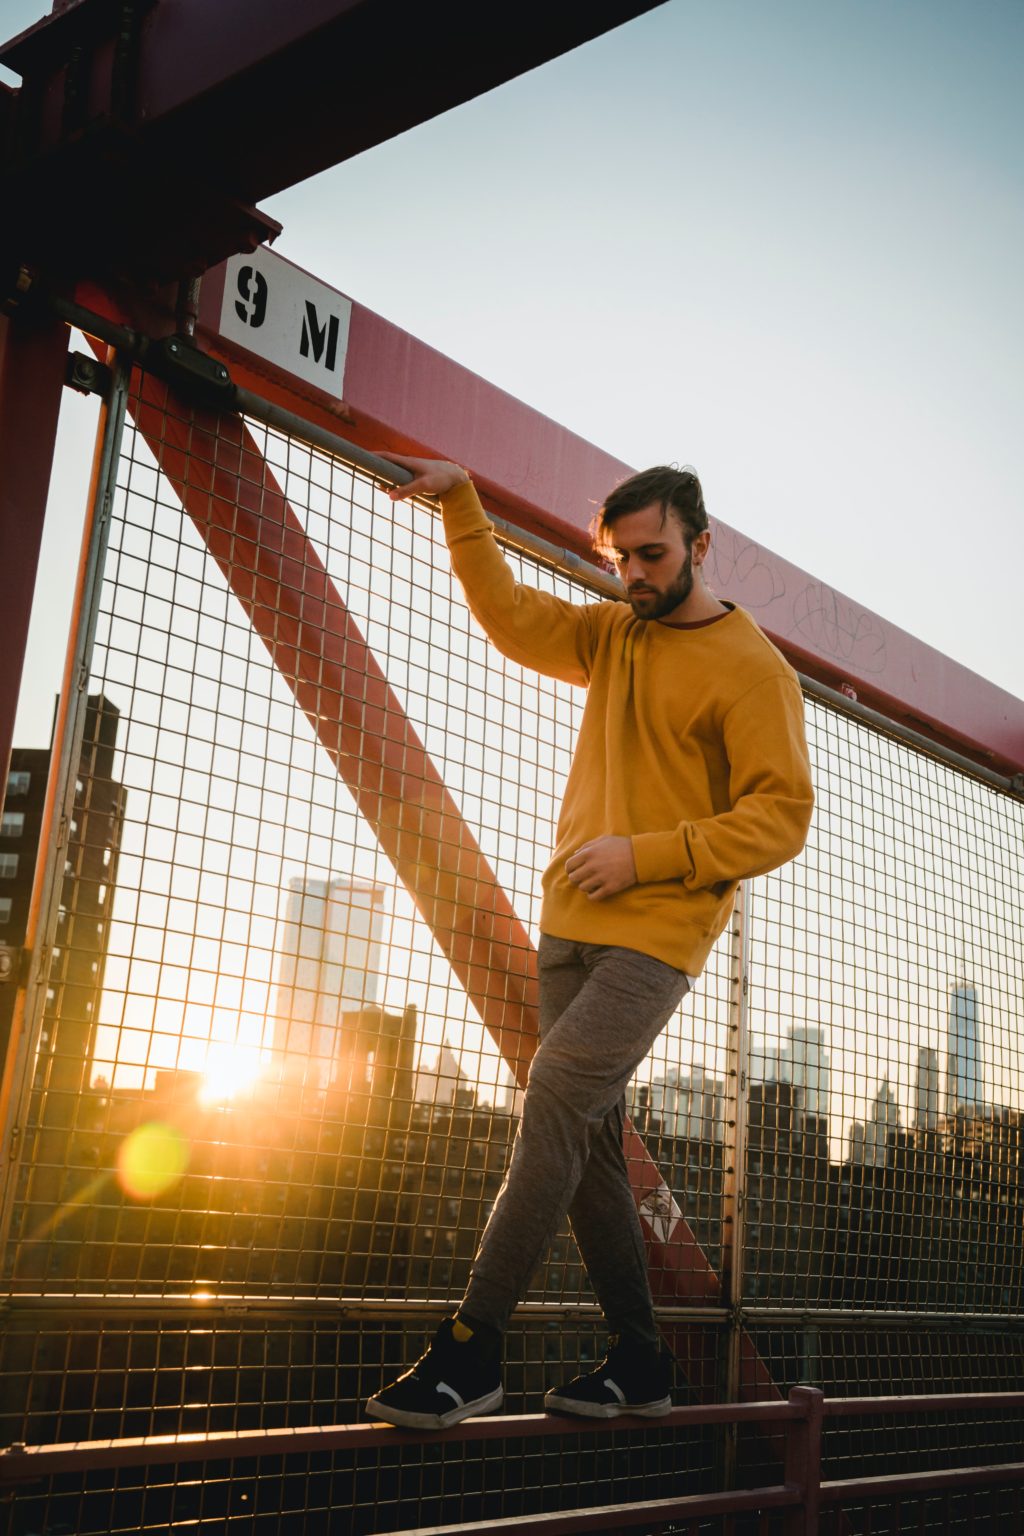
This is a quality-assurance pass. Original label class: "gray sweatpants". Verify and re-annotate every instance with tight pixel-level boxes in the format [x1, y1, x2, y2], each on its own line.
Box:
[460, 933, 691, 1347]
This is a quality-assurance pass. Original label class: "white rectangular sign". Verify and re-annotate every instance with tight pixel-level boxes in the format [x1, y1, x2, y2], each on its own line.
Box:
[218, 247, 352, 399]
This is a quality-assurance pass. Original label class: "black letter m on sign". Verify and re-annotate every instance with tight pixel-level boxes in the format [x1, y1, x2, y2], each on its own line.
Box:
[299, 302, 341, 373]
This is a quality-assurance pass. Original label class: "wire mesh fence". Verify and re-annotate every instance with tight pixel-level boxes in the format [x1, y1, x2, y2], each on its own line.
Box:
[744, 695, 1024, 1318]
[821, 1484, 1024, 1536]
[1, 368, 1022, 1533]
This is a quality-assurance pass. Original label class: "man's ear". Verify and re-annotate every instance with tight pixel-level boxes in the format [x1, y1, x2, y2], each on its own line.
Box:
[690, 529, 712, 569]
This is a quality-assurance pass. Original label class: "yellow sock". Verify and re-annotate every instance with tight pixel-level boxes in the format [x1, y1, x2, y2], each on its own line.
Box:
[452, 1319, 474, 1343]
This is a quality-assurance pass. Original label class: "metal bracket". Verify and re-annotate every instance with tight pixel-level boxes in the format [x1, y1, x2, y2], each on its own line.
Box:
[147, 336, 235, 408]
[65, 350, 111, 397]
[0, 264, 36, 318]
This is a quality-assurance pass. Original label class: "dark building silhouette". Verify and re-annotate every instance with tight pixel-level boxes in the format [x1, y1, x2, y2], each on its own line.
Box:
[41, 697, 127, 1090]
[1, 698, 126, 1081]
[12, 696, 127, 1263]
[744, 1080, 831, 1302]
[0, 746, 51, 1056]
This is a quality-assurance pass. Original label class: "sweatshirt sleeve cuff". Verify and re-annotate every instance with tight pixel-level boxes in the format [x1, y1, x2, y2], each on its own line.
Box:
[438, 478, 490, 538]
[631, 829, 693, 885]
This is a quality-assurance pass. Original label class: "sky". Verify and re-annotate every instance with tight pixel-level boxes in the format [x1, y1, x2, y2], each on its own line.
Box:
[8, 0, 1024, 749]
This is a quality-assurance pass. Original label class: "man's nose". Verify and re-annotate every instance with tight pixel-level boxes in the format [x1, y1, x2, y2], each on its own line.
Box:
[624, 556, 647, 585]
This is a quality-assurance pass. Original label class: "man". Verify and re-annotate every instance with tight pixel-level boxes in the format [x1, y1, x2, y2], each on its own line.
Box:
[365, 455, 814, 1428]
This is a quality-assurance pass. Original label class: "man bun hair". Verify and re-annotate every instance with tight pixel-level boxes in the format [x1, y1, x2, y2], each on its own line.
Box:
[593, 465, 708, 553]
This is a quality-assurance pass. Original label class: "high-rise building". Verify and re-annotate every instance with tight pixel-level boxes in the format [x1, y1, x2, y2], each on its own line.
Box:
[750, 1041, 781, 1084]
[40, 696, 128, 1103]
[269, 877, 387, 1087]
[0, 747, 50, 1052]
[4, 697, 129, 1253]
[0, 697, 127, 1104]
[848, 1077, 901, 1166]
[913, 1045, 941, 1130]
[647, 1064, 726, 1143]
[946, 983, 983, 1113]
[778, 1025, 831, 1120]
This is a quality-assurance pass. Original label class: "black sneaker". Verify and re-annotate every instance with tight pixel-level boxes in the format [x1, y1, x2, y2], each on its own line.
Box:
[365, 1318, 503, 1429]
[544, 1336, 672, 1419]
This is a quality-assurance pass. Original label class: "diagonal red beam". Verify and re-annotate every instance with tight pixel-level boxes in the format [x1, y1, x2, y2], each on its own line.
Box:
[110, 359, 777, 1405]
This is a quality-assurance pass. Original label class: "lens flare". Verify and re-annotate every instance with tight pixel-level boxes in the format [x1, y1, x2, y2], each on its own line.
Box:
[117, 1122, 189, 1200]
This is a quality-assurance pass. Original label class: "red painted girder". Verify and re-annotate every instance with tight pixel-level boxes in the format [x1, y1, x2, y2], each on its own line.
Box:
[110, 356, 776, 1405]
[0, 310, 67, 796]
[196, 256, 1024, 778]
[1, 0, 665, 282]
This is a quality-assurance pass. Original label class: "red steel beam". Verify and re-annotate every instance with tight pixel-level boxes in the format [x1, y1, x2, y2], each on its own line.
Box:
[1, 0, 665, 283]
[111, 355, 776, 1405]
[0, 309, 67, 796]
[195, 257, 1024, 779]
[2, 1, 665, 199]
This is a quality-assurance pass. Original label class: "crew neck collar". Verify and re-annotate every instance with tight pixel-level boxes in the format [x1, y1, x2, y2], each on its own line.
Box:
[657, 601, 736, 631]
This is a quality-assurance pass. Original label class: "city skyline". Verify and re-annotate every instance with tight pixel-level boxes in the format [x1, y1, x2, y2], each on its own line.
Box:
[6, 436, 1018, 1170]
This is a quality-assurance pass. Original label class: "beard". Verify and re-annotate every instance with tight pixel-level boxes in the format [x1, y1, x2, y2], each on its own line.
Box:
[627, 550, 694, 620]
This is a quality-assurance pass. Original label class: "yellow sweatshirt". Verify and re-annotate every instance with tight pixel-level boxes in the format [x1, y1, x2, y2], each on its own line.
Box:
[440, 481, 815, 975]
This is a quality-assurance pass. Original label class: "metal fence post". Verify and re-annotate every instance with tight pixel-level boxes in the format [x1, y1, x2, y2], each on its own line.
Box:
[783, 1385, 824, 1534]
[719, 879, 752, 1485]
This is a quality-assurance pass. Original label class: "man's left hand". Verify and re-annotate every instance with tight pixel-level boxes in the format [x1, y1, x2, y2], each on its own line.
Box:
[565, 836, 637, 901]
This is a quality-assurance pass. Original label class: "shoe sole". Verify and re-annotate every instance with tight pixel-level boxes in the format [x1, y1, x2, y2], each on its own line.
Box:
[543, 1392, 672, 1419]
[365, 1385, 504, 1430]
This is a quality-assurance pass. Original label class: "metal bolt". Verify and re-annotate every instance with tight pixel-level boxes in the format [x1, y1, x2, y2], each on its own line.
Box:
[0, 950, 13, 983]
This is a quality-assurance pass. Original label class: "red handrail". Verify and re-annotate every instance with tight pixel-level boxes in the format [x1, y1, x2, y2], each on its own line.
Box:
[0, 1398, 802, 1481]
[4, 1386, 1024, 1528]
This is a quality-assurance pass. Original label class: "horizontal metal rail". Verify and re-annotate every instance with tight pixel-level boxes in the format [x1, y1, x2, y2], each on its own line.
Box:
[0, 1295, 730, 1324]
[742, 1307, 1024, 1329]
[384, 1486, 801, 1536]
[793, 673, 1024, 798]
[820, 1461, 1024, 1503]
[0, 1400, 803, 1483]
[45, 289, 1024, 799]
[6, 1295, 1024, 1332]
[383, 1462, 1024, 1536]
[820, 1392, 1024, 1418]
[4, 1390, 1024, 1484]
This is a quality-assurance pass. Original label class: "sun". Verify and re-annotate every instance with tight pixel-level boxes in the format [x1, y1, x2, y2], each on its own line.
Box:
[197, 1041, 267, 1106]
